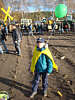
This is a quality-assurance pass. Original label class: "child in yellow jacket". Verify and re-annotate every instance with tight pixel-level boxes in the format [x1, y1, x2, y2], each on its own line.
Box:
[30, 38, 58, 98]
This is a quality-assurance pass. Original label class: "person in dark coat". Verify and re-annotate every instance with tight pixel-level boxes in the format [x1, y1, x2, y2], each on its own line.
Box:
[0, 24, 8, 53]
[11, 24, 22, 56]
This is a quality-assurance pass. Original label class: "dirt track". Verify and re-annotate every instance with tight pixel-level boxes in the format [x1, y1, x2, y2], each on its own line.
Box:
[0, 33, 75, 100]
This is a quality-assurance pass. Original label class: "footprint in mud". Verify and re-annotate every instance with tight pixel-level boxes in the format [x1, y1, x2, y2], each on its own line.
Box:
[0, 58, 4, 62]
[0, 57, 7, 63]
[9, 70, 16, 79]
[9, 59, 19, 80]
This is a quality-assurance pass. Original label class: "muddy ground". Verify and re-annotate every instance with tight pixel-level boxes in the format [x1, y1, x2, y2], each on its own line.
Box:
[0, 33, 75, 100]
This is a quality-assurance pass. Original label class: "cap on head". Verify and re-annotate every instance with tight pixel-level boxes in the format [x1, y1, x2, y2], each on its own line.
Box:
[37, 38, 45, 43]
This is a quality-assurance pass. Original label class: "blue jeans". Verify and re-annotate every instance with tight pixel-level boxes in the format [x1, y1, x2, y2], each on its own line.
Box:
[32, 72, 48, 92]
[0, 46, 3, 54]
[14, 41, 21, 55]
[1, 40, 8, 52]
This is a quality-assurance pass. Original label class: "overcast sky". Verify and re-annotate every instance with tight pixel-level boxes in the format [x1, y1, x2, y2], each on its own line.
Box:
[3, 0, 75, 12]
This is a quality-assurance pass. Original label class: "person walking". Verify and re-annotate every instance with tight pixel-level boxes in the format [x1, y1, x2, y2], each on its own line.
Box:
[11, 24, 22, 56]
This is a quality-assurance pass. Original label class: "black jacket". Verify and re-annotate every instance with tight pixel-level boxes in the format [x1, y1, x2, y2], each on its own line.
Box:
[0, 29, 7, 41]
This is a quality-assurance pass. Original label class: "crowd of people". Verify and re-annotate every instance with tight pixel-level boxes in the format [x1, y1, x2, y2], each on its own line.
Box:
[20, 20, 75, 35]
[0, 19, 75, 55]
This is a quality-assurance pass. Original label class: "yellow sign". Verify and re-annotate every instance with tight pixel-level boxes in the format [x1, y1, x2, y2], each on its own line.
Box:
[1, 6, 13, 23]
[49, 20, 53, 24]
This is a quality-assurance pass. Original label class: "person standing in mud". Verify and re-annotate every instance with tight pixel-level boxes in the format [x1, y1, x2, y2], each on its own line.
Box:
[0, 24, 8, 54]
[0, 25, 3, 54]
[30, 38, 58, 98]
[10, 24, 22, 56]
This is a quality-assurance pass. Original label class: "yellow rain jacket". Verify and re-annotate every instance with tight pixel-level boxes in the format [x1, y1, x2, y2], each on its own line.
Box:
[30, 46, 58, 72]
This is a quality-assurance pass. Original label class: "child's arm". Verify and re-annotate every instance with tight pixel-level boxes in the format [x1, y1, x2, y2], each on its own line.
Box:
[46, 56, 53, 74]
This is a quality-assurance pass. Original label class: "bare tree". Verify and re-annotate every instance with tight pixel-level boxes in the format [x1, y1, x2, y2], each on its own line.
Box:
[2, 0, 75, 12]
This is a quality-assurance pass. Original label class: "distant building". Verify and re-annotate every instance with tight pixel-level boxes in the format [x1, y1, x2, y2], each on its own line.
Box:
[21, 18, 32, 26]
